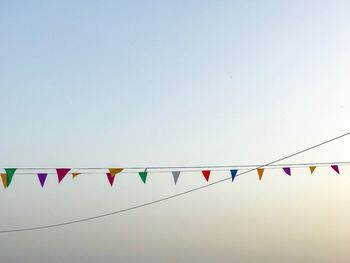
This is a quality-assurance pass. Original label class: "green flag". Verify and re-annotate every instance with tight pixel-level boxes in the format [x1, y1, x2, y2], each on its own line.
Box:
[138, 172, 148, 184]
[5, 168, 16, 187]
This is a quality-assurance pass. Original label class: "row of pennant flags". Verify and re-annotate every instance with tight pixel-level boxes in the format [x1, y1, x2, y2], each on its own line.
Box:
[0, 164, 343, 189]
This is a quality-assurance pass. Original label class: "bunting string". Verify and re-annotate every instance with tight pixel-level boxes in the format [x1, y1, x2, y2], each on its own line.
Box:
[0, 131, 349, 233]
[5, 161, 350, 175]
[0, 162, 348, 187]
[6, 161, 350, 172]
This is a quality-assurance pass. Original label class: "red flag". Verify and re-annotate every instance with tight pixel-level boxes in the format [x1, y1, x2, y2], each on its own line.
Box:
[202, 170, 211, 182]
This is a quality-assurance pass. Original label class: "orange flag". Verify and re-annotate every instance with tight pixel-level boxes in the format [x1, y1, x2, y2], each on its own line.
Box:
[309, 166, 316, 174]
[72, 173, 81, 179]
[108, 168, 124, 177]
[257, 168, 264, 180]
[1, 173, 7, 189]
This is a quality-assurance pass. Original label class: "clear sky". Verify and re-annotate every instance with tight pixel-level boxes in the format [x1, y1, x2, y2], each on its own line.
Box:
[1, 1, 350, 262]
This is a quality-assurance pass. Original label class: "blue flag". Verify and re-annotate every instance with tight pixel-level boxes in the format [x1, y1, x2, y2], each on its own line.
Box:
[230, 169, 238, 182]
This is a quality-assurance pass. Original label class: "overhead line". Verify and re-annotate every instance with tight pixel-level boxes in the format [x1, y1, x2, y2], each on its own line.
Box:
[1, 131, 349, 233]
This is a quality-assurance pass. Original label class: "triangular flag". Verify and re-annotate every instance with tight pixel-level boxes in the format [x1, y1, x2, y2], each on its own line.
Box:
[37, 173, 48, 188]
[309, 166, 316, 174]
[5, 168, 16, 187]
[257, 168, 264, 180]
[106, 173, 115, 186]
[139, 172, 148, 184]
[1, 173, 7, 189]
[108, 168, 124, 177]
[283, 167, 291, 176]
[72, 173, 81, 179]
[202, 170, 211, 182]
[172, 171, 180, 185]
[56, 168, 71, 183]
[331, 165, 340, 174]
[230, 169, 238, 182]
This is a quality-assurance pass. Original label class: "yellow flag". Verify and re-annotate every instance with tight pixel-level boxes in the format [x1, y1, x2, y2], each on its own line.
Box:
[309, 166, 316, 174]
[1, 173, 7, 189]
[257, 168, 264, 180]
[72, 173, 81, 179]
[108, 168, 124, 177]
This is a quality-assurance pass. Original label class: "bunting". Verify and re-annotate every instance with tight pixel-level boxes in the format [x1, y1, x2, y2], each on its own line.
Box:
[172, 171, 180, 185]
[331, 165, 340, 174]
[309, 166, 316, 174]
[283, 167, 291, 176]
[5, 168, 16, 187]
[106, 173, 115, 186]
[257, 168, 264, 180]
[108, 168, 124, 177]
[72, 173, 81, 179]
[230, 169, 238, 182]
[56, 168, 71, 183]
[1, 173, 7, 189]
[0, 162, 347, 189]
[37, 173, 48, 188]
[139, 171, 148, 184]
[202, 170, 211, 182]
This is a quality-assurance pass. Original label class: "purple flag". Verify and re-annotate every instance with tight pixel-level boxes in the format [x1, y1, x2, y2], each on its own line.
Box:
[283, 167, 291, 176]
[37, 173, 48, 188]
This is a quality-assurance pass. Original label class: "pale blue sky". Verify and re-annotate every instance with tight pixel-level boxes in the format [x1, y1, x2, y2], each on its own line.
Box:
[1, 1, 350, 262]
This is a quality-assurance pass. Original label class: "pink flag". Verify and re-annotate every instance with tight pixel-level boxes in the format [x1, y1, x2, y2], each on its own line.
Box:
[106, 173, 115, 186]
[56, 168, 71, 183]
[331, 165, 340, 174]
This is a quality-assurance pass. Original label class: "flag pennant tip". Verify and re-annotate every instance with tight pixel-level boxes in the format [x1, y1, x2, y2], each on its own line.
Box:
[108, 168, 124, 177]
[5, 168, 16, 187]
[37, 173, 48, 188]
[172, 171, 180, 185]
[56, 168, 71, 183]
[230, 169, 238, 182]
[257, 168, 264, 181]
[139, 172, 148, 184]
[283, 167, 291, 176]
[202, 170, 211, 182]
[72, 173, 81, 179]
[331, 165, 340, 174]
[1, 174, 7, 189]
[106, 173, 115, 186]
[309, 166, 316, 174]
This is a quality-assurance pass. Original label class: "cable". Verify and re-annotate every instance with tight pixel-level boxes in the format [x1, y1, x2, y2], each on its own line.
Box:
[11, 161, 350, 175]
[0, 131, 349, 233]
[8, 161, 350, 171]
[7, 161, 350, 176]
